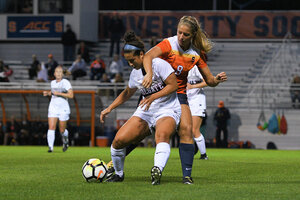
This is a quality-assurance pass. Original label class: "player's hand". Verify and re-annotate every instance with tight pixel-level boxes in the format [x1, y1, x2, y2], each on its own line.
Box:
[215, 72, 227, 83]
[142, 73, 152, 88]
[139, 96, 154, 111]
[186, 83, 192, 90]
[100, 108, 111, 123]
[43, 91, 50, 96]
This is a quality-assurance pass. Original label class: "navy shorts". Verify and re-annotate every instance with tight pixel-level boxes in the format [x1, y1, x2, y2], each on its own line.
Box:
[177, 93, 189, 105]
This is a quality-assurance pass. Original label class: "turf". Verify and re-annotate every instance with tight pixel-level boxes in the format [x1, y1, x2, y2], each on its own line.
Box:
[0, 146, 300, 200]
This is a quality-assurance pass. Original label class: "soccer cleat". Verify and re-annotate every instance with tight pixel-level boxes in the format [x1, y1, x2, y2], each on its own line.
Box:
[106, 161, 115, 179]
[62, 136, 69, 152]
[182, 176, 194, 184]
[200, 153, 208, 160]
[105, 174, 124, 182]
[151, 166, 162, 185]
[62, 143, 69, 152]
[48, 148, 53, 153]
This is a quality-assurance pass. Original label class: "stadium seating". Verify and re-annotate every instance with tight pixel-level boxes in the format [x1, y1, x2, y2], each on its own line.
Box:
[1, 38, 300, 149]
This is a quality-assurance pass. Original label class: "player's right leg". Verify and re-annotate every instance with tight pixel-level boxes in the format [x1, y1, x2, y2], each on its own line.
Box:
[106, 129, 151, 179]
[106, 116, 149, 182]
[47, 117, 58, 152]
[151, 116, 176, 185]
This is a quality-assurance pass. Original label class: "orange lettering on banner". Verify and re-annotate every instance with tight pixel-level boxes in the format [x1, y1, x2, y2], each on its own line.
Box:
[8, 21, 17, 32]
[34, 21, 42, 30]
[55, 21, 63, 32]
[24, 21, 51, 30]
[24, 21, 34, 30]
[42, 21, 51, 30]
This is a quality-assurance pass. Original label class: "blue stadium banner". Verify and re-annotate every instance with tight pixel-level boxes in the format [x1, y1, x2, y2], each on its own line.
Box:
[7, 16, 64, 38]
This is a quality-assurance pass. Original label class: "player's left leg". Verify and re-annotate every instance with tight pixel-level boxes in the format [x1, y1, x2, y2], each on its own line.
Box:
[178, 104, 195, 184]
[106, 128, 151, 179]
[192, 116, 208, 160]
[58, 114, 69, 152]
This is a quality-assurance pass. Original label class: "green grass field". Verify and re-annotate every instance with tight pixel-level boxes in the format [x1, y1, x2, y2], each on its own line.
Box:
[0, 146, 300, 200]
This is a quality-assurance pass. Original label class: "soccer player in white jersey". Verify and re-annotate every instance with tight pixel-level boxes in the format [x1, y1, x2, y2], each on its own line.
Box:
[100, 31, 181, 185]
[43, 65, 73, 152]
[187, 65, 208, 160]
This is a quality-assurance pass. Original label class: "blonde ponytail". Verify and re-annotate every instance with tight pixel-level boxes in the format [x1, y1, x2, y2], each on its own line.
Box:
[178, 16, 213, 53]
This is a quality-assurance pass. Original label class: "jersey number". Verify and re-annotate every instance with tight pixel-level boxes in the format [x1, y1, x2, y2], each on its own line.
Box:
[175, 65, 183, 75]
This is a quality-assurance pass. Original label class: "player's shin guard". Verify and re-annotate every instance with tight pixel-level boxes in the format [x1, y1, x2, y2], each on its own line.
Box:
[194, 134, 206, 155]
[154, 142, 170, 172]
[62, 129, 69, 144]
[179, 143, 194, 177]
[47, 130, 55, 150]
[110, 146, 126, 177]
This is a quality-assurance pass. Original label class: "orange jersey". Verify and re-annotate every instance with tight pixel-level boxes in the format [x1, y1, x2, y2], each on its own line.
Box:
[157, 36, 207, 94]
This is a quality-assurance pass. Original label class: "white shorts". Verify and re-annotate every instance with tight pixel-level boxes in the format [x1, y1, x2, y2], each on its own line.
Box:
[48, 112, 70, 121]
[188, 94, 206, 117]
[132, 106, 181, 134]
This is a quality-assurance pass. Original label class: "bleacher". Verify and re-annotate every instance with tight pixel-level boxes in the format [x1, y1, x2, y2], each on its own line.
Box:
[1, 38, 300, 149]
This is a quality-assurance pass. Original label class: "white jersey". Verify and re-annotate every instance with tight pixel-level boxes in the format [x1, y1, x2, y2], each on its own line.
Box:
[129, 58, 179, 111]
[128, 58, 181, 128]
[48, 78, 72, 115]
[187, 66, 206, 117]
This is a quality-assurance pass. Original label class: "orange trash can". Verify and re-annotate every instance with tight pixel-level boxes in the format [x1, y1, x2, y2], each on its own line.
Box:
[96, 136, 109, 147]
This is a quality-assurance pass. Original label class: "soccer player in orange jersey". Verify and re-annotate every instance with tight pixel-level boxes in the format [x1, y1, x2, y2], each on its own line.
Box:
[142, 16, 227, 184]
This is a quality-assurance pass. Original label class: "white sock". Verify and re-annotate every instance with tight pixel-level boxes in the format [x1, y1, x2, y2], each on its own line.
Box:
[194, 134, 206, 155]
[154, 142, 170, 172]
[62, 129, 69, 144]
[111, 146, 126, 177]
[62, 129, 68, 137]
[47, 130, 55, 150]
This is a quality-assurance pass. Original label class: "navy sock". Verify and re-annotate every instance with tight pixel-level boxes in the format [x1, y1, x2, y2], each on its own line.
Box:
[179, 143, 195, 178]
[125, 143, 139, 156]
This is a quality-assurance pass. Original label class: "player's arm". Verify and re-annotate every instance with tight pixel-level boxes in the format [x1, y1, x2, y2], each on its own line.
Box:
[199, 66, 227, 87]
[52, 89, 74, 99]
[187, 80, 207, 90]
[100, 86, 137, 123]
[142, 46, 163, 88]
[43, 90, 51, 96]
[139, 72, 178, 111]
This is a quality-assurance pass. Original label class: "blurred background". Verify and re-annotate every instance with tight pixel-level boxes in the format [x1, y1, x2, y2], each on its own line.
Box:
[0, 0, 299, 149]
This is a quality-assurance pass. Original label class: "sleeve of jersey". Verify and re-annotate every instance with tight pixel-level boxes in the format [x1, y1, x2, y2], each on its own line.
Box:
[196, 57, 208, 69]
[128, 70, 137, 89]
[156, 39, 171, 58]
[156, 60, 175, 81]
[65, 80, 72, 90]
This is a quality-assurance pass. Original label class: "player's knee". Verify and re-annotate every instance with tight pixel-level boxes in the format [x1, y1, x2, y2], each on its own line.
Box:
[156, 132, 171, 143]
[179, 124, 192, 137]
[112, 137, 126, 149]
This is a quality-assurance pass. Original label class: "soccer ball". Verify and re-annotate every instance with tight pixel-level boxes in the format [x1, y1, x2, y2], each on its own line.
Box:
[82, 158, 107, 182]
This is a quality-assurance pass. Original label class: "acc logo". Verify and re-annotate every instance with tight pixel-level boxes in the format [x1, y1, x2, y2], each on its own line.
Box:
[24, 21, 51, 31]
[8, 20, 63, 33]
